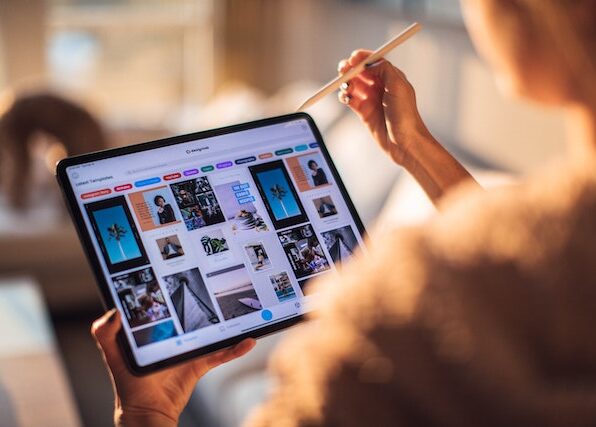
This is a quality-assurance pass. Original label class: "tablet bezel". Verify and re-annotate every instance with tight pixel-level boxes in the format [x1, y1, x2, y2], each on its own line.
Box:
[56, 112, 366, 375]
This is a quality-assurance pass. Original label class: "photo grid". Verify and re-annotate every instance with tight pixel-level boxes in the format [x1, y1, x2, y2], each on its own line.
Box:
[84, 146, 363, 352]
[170, 177, 225, 231]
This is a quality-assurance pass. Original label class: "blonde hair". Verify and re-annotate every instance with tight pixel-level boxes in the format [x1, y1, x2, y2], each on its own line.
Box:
[483, 0, 596, 102]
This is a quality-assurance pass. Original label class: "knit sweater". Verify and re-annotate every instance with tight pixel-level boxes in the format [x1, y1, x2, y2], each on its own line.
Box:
[247, 159, 596, 427]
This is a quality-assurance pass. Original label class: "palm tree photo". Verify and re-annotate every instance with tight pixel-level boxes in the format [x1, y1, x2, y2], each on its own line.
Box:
[107, 223, 128, 261]
[270, 184, 289, 218]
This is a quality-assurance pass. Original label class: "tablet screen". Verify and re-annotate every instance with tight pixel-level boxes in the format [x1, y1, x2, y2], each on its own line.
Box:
[62, 116, 364, 368]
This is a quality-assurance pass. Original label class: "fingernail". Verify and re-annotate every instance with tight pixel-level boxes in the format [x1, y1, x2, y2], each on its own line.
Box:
[107, 308, 118, 322]
[340, 82, 350, 91]
[365, 59, 384, 68]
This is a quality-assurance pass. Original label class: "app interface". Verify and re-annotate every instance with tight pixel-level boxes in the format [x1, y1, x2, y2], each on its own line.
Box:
[67, 118, 364, 366]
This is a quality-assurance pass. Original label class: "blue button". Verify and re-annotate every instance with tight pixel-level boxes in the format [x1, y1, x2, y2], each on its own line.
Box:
[134, 177, 161, 187]
[261, 309, 273, 321]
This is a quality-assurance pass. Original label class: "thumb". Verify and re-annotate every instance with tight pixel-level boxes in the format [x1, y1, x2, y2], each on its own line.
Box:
[91, 309, 128, 376]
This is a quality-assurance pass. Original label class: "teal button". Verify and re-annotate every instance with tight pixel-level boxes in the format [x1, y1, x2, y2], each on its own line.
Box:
[275, 148, 293, 156]
[294, 144, 308, 152]
[201, 165, 214, 172]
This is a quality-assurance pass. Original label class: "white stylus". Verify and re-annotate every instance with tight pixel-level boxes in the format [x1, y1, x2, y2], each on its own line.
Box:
[296, 22, 422, 111]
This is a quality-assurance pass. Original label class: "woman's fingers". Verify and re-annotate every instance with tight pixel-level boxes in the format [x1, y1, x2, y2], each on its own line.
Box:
[183, 338, 257, 380]
[91, 309, 128, 376]
[207, 338, 256, 368]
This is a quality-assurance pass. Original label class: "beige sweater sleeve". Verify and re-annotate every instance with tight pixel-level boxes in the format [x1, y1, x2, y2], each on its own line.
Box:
[245, 166, 596, 427]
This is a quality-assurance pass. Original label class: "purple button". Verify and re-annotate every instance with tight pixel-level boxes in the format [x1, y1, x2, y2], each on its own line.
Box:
[183, 168, 199, 176]
[216, 161, 233, 169]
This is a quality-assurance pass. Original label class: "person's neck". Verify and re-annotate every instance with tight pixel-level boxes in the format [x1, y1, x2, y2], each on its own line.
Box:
[567, 103, 596, 165]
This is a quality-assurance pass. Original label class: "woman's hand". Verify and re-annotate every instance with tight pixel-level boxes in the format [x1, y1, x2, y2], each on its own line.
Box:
[92, 309, 256, 427]
[337, 50, 479, 204]
[337, 49, 432, 166]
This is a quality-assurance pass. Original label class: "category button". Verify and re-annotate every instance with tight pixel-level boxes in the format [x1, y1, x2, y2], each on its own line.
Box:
[275, 148, 293, 156]
[114, 184, 132, 192]
[164, 173, 181, 181]
[258, 152, 273, 159]
[294, 144, 308, 152]
[235, 156, 256, 165]
[81, 188, 111, 199]
[201, 165, 214, 172]
[183, 168, 199, 176]
[216, 161, 233, 169]
[134, 177, 161, 187]
[309, 142, 319, 148]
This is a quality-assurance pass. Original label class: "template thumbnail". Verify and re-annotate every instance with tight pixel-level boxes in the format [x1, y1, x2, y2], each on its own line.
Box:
[128, 186, 180, 231]
[207, 265, 262, 320]
[286, 151, 331, 192]
[85, 196, 149, 274]
[249, 160, 308, 229]
[112, 267, 171, 329]
[269, 272, 296, 302]
[132, 320, 177, 347]
[321, 225, 359, 266]
[163, 268, 220, 333]
[214, 180, 269, 235]
[170, 177, 225, 231]
[277, 224, 330, 279]
[199, 229, 229, 256]
[156, 235, 184, 260]
[312, 195, 338, 218]
[244, 242, 271, 272]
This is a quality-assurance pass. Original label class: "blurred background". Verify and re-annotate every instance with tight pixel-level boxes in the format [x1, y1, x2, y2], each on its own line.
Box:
[0, 1, 567, 426]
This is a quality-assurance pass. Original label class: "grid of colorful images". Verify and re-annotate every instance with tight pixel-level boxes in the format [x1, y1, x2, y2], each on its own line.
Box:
[170, 177, 225, 231]
[277, 224, 330, 279]
[84, 146, 364, 351]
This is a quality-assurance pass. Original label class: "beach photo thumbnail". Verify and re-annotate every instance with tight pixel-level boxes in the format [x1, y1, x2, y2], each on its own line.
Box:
[207, 265, 262, 320]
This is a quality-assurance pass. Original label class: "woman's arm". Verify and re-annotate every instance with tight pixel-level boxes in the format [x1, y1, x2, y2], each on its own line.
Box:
[338, 50, 480, 206]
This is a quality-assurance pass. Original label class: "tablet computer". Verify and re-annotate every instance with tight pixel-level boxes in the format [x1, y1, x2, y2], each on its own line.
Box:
[56, 112, 365, 374]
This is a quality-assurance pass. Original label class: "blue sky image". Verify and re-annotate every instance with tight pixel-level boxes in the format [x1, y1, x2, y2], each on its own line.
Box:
[256, 169, 301, 220]
[93, 206, 142, 264]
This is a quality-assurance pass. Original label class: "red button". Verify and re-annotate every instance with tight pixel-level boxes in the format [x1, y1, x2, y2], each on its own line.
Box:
[81, 189, 112, 199]
[114, 184, 133, 192]
[164, 173, 182, 181]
